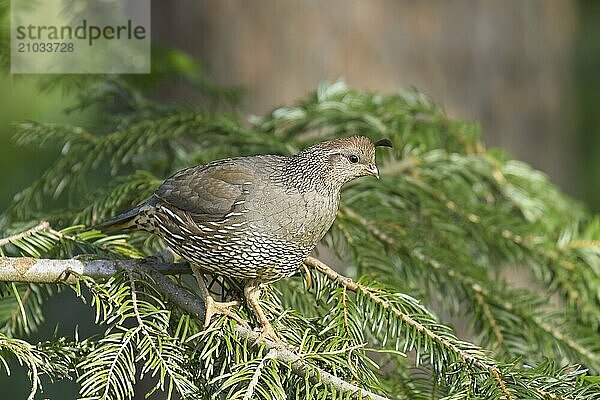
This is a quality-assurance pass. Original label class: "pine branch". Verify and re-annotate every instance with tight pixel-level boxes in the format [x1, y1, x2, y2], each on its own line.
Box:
[0, 223, 145, 338]
[339, 206, 600, 370]
[127, 274, 196, 398]
[3, 80, 599, 398]
[0, 257, 190, 284]
[303, 255, 599, 398]
[1, 222, 142, 260]
[0, 256, 392, 400]
[304, 257, 494, 373]
[0, 334, 74, 400]
[0, 221, 50, 248]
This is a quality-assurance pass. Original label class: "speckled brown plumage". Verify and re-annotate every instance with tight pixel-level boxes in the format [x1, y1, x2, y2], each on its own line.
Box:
[101, 136, 391, 338]
[102, 136, 391, 283]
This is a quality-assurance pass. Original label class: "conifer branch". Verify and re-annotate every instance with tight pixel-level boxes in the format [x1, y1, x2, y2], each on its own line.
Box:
[0, 256, 391, 400]
[474, 291, 504, 349]
[303, 256, 516, 394]
[340, 206, 600, 369]
[565, 240, 600, 249]
[2, 79, 598, 399]
[0, 221, 50, 247]
[143, 266, 393, 400]
[304, 257, 492, 368]
[0, 256, 190, 284]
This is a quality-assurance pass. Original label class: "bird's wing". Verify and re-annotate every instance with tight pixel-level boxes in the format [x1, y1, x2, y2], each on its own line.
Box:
[153, 159, 254, 222]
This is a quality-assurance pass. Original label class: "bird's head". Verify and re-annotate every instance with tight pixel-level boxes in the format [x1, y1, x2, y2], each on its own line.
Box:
[298, 136, 392, 189]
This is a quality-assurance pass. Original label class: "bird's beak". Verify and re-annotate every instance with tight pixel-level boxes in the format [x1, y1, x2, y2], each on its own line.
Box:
[367, 164, 380, 179]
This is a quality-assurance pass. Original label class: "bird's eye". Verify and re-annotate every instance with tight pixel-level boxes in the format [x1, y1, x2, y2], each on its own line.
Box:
[348, 155, 359, 164]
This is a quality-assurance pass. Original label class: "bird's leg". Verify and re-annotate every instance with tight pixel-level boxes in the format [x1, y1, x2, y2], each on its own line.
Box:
[191, 266, 244, 328]
[244, 280, 280, 342]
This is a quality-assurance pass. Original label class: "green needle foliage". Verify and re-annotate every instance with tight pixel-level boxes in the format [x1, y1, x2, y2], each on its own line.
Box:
[0, 61, 599, 399]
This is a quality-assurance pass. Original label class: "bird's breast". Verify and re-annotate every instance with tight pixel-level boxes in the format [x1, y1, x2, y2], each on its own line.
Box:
[244, 184, 338, 248]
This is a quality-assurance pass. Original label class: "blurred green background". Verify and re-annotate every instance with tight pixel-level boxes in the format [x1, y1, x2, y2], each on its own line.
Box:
[0, 0, 599, 398]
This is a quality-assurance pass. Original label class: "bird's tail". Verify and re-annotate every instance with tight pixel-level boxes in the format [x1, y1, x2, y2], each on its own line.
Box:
[95, 204, 144, 233]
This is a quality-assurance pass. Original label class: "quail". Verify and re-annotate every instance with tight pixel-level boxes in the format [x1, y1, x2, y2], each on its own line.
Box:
[100, 136, 392, 339]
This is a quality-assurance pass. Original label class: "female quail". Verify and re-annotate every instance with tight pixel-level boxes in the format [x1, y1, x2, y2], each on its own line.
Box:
[101, 136, 392, 339]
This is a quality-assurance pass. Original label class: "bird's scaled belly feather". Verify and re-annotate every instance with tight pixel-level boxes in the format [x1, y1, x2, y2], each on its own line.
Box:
[148, 206, 305, 281]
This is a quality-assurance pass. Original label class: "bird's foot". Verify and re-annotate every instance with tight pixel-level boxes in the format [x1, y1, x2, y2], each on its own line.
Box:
[256, 319, 281, 343]
[204, 296, 246, 328]
[191, 266, 247, 329]
[244, 281, 286, 344]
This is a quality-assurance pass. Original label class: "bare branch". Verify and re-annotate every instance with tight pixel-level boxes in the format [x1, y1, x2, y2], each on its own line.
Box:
[0, 256, 191, 284]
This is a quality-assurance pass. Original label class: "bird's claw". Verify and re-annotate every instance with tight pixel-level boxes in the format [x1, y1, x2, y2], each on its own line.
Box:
[257, 323, 281, 343]
[203, 296, 246, 328]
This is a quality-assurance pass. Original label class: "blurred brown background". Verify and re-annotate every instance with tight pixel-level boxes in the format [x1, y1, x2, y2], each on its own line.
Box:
[153, 0, 584, 196]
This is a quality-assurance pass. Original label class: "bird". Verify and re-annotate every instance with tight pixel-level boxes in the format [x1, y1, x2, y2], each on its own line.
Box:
[99, 136, 392, 340]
